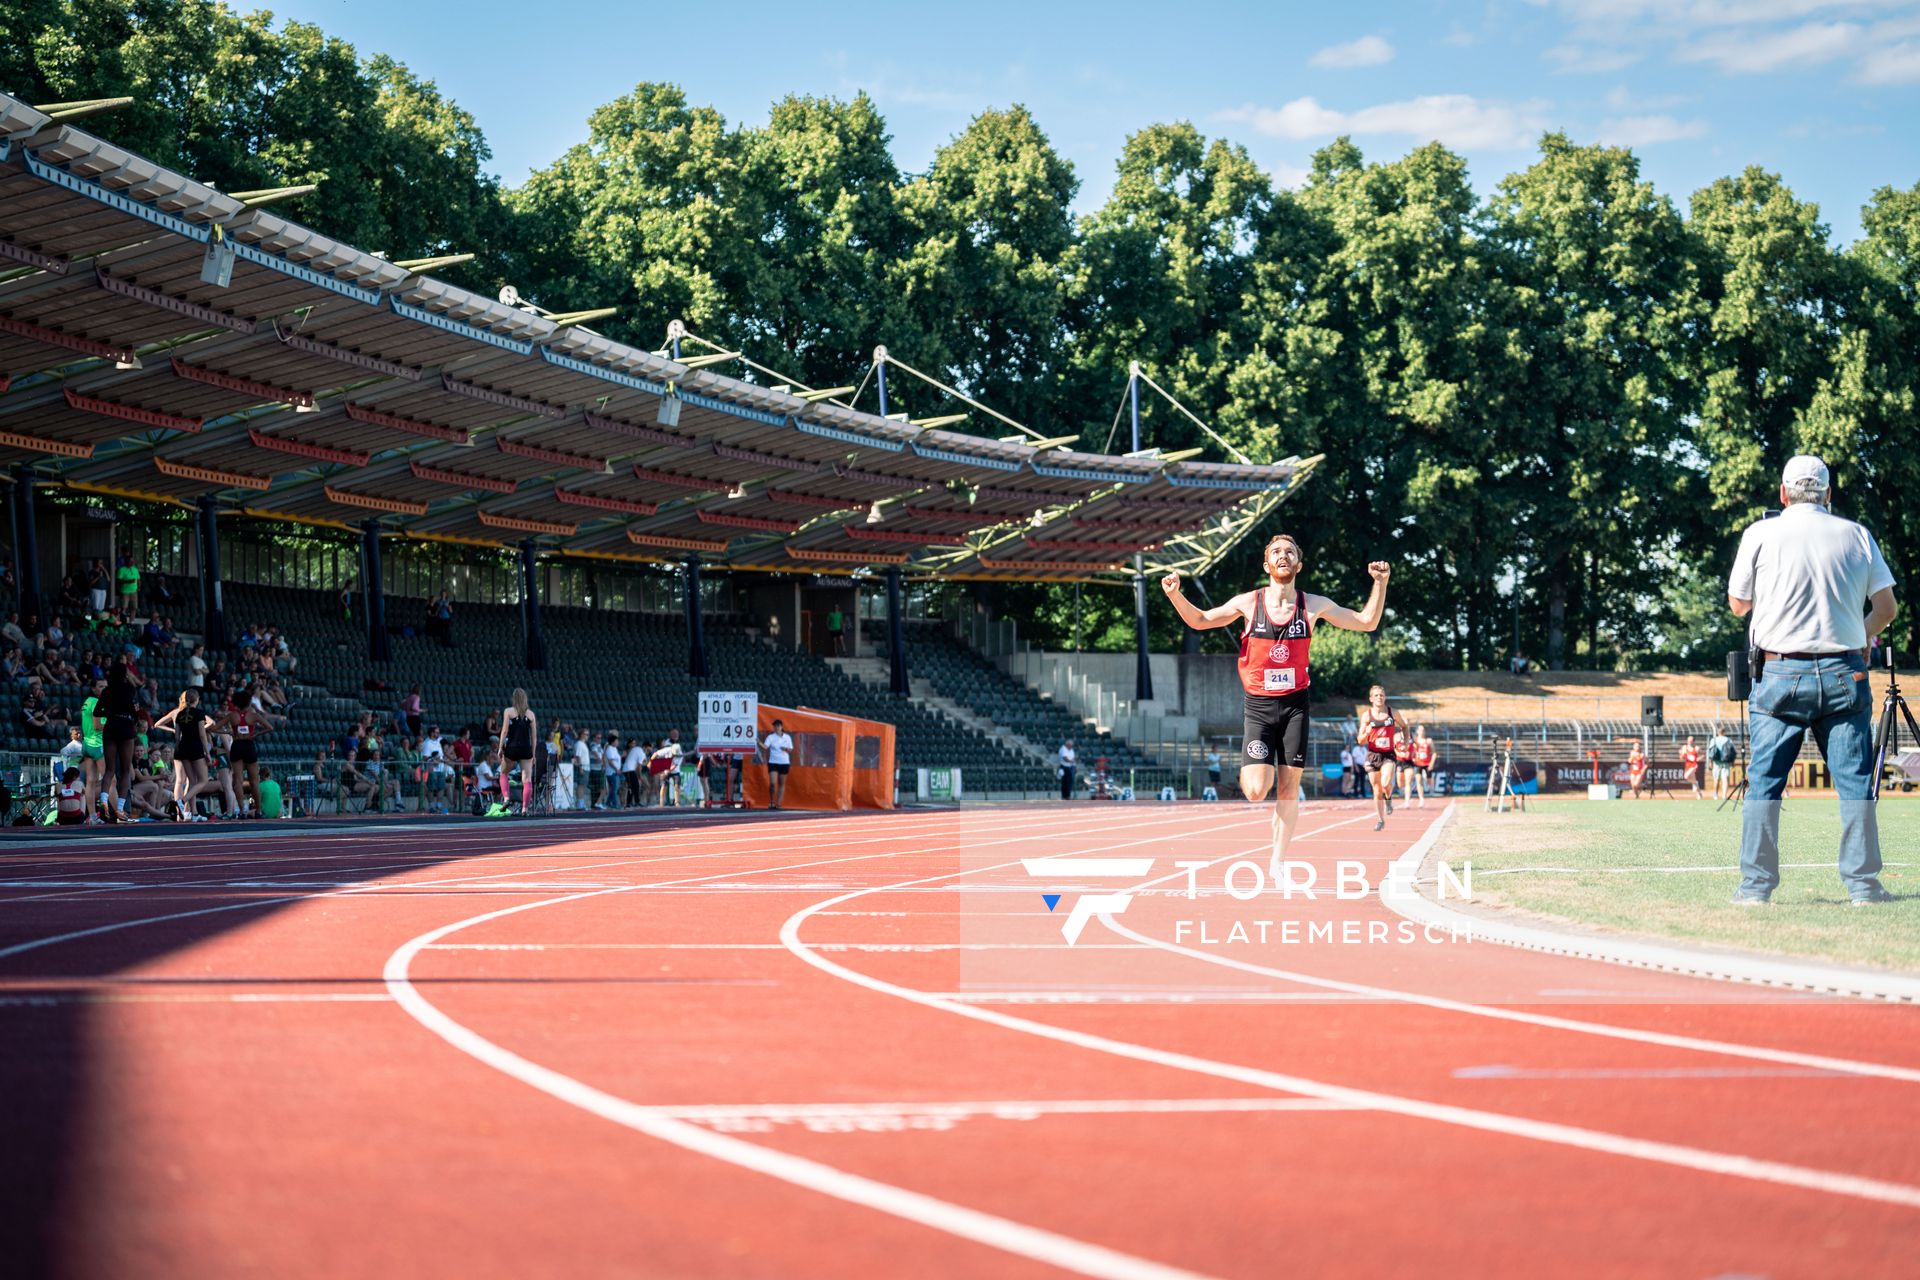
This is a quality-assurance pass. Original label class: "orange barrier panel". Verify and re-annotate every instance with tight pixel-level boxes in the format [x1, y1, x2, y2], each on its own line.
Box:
[802, 706, 895, 810]
[742, 704, 853, 811]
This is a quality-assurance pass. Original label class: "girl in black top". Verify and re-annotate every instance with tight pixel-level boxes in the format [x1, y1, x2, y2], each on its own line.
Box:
[153, 688, 210, 820]
[99, 658, 141, 822]
[500, 688, 537, 812]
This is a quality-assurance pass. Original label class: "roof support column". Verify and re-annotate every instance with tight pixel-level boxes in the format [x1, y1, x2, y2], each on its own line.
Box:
[9, 467, 40, 628]
[1128, 366, 1154, 702]
[361, 520, 391, 663]
[520, 540, 547, 672]
[684, 556, 707, 679]
[196, 496, 227, 650]
[887, 566, 908, 697]
[874, 345, 889, 418]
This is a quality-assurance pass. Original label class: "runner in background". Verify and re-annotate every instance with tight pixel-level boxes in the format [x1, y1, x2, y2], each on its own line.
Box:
[1680, 734, 1704, 799]
[1407, 724, 1435, 808]
[1359, 685, 1407, 832]
[1393, 722, 1414, 806]
[1163, 540, 1391, 875]
[1627, 739, 1649, 799]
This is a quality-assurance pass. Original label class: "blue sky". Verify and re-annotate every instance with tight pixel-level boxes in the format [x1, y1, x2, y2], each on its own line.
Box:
[271, 0, 1918, 240]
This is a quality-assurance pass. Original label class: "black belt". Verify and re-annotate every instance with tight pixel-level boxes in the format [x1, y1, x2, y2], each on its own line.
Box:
[1763, 651, 1848, 661]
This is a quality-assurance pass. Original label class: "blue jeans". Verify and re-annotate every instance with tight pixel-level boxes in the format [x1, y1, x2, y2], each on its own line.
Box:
[1739, 653, 1883, 899]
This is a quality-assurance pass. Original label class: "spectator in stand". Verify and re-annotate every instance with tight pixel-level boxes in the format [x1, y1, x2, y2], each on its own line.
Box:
[3, 647, 26, 682]
[828, 604, 846, 657]
[115, 556, 140, 615]
[46, 695, 72, 742]
[400, 685, 425, 739]
[1058, 738, 1077, 801]
[428, 589, 454, 647]
[449, 727, 475, 804]
[86, 559, 109, 615]
[339, 577, 357, 624]
[333, 749, 374, 814]
[40, 615, 66, 654]
[1680, 734, 1705, 799]
[392, 736, 422, 812]
[472, 750, 500, 812]
[206, 657, 231, 700]
[57, 574, 85, 618]
[3, 612, 32, 656]
[1509, 650, 1532, 675]
[143, 614, 175, 651]
[186, 643, 208, 689]
[33, 646, 77, 687]
[483, 708, 501, 743]
[21, 680, 51, 738]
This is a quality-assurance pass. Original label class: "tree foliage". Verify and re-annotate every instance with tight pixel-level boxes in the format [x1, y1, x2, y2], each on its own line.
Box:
[6, 4, 1916, 665]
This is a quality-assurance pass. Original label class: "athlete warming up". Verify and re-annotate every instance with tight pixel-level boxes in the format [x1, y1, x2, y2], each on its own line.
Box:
[1163, 538, 1391, 874]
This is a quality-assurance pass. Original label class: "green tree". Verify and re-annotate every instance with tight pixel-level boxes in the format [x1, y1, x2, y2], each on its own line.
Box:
[1687, 167, 1847, 537]
[1488, 133, 1702, 669]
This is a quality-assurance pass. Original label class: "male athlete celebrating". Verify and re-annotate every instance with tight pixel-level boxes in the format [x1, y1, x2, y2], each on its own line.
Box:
[1164, 537, 1391, 873]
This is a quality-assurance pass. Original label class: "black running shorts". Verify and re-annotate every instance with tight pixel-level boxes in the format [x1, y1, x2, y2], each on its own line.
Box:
[1242, 689, 1310, 769]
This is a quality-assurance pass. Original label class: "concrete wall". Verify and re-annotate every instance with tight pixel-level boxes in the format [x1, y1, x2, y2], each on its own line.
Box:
[1009, 651, 1249, 738]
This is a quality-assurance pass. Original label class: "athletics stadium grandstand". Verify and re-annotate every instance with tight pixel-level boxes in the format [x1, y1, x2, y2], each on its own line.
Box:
[0, 88, 1315, 816]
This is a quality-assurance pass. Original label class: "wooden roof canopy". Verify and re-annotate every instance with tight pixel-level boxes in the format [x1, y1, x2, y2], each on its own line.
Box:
[0, 90, 1318, 582]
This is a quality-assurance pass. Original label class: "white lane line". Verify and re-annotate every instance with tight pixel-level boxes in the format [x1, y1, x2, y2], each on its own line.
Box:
[0, 992, 393, 1005]
[778, 824, 1920, 1211]
[425, 942, 1154, 952]
[384, 808, 1261, 1280]
[660, 1098, 1365, 1120]
[1093, 812, 1920, 1085]
[0, 806, 1139, 962]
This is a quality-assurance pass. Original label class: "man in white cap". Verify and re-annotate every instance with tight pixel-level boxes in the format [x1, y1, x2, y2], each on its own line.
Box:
[1727, 455, 1899, 905]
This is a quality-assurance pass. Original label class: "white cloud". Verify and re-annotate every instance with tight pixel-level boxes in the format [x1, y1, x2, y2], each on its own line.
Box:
[1545, 43, 1644, 71]
[1604, 85, 1694, 108]
[1220, 95, 1552, 150]
[1595, 114, 1711, 144]
[1678, 19, 1862, 70]
[1310, 35, 1396, 68]
[1269, 162, 1313, 190]
[1856, 38, 1920, 78]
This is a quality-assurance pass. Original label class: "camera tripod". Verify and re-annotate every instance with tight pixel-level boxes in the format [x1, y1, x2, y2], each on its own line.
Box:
[1484, 740, 1525, 814]
[1872, 659, 1919, 801]
[1715, 730, 1748, 812]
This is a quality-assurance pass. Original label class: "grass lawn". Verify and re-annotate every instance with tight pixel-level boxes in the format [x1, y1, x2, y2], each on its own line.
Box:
[1434, 796, 1920, 973]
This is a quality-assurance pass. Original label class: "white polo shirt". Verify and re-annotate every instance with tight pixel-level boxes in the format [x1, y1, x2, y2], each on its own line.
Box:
[1728, 503, 1895, 653]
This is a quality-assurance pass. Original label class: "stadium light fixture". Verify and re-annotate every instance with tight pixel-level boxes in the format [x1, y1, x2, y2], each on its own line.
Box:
[655, 395, 682, 428]
[866, 502, 884, 525]
[727, 484, 746, 500]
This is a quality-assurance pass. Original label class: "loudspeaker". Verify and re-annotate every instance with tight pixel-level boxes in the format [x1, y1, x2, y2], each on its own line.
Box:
[1641, 695, 1665, 727]
[1727, 650, 1751, 702]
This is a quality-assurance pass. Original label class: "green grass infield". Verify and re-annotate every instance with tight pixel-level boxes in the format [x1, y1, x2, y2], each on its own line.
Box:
[1434, 797, 1920, 973]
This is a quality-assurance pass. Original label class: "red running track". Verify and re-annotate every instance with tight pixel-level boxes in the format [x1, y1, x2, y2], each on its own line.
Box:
[1, 802, 1916, 1278]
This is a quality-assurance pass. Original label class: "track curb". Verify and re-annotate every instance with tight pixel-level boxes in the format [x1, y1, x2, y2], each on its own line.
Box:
[1380, 803, 1920, 1004]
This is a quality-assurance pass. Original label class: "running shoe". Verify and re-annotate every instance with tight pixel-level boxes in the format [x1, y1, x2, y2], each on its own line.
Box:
[1373, 820, 1385, 831]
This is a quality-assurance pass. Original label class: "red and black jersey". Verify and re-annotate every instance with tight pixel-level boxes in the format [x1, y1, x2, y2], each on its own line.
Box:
[1364, 711, 1397, 754]
[1237, 589, 1312, 697]
[1410, 738, 1435, 768]
[1393, 735, 1412, 762]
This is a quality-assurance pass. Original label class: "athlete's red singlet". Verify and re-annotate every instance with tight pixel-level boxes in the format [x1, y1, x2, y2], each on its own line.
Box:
[1364, 712, 1397, 753]
[1237, 589, 1312, 696]
[1410, 738, 1435, 769]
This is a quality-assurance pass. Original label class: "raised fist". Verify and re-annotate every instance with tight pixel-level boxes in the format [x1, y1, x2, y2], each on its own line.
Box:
[1368, 561, 1391, 583]
[1161, 573, 1182, 597]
